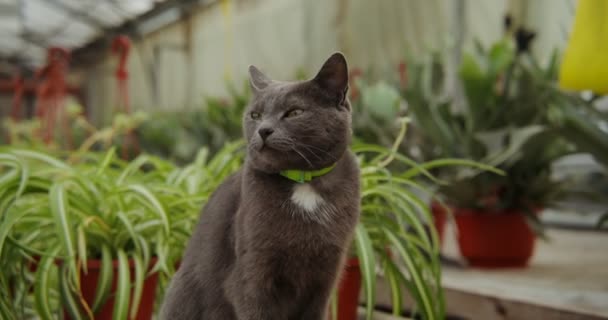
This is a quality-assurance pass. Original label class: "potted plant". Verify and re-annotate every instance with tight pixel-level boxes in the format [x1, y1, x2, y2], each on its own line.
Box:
[401, 28, 605, 267]
[331, 255, 361, 320]
[1, 79, 494, 319]
[341, 117, 497, 320]
[0, 141, 243, 319]
[350, 117, 446, 319]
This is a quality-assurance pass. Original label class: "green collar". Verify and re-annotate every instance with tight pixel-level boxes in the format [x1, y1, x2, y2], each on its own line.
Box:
[279, 163, 337, 183]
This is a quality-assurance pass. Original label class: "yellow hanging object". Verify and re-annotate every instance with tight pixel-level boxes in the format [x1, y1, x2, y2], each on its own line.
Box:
[559, 0, 608, 94]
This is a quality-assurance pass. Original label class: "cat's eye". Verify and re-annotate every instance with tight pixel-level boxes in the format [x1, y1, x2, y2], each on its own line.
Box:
[250, 112, 261, 120]
[285, 109, 303, 118]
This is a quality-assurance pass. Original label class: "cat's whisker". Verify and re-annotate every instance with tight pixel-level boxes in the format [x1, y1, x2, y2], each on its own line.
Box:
[297, 143, 332, 155]
[298, 143, 338, 161]
[291, 134, 329, 139]
[291, 146, 314, 168]
[285, 139, 325, 162]
[275, 142, 295, 152]
[295, 144, 323, 161]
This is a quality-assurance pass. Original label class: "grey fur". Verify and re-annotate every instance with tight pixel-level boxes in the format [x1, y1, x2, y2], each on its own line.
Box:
[161, 52, 360, 320]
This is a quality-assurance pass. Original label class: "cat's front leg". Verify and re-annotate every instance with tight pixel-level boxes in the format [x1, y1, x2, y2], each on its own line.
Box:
[224, 265, 288, 320]
[297, 285, 332, 320]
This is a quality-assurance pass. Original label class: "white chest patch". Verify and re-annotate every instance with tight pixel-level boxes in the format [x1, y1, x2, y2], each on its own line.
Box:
[291, 183, 324, 212]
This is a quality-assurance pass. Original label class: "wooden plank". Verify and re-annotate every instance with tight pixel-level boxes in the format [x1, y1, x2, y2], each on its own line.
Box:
[372, 273, 607, 320]
[369, 225, 608, 319]
[442, 285, 607, 320]
[357, 307, 411, 320]
[441, 224, 608, 318]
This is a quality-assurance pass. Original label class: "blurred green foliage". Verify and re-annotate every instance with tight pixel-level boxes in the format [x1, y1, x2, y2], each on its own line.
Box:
[137, 82, 248, 164]
[402, 37, 608, 230]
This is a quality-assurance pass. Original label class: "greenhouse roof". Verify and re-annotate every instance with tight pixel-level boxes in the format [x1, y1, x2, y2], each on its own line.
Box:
[0, 0, 170, 67]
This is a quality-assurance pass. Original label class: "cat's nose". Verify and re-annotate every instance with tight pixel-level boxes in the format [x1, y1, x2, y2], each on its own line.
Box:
[258, 127, 274, 140]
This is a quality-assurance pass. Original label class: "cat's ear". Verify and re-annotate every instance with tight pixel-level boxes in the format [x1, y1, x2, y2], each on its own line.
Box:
[249, 65, 272, 93]
[313, 52, 349, 104]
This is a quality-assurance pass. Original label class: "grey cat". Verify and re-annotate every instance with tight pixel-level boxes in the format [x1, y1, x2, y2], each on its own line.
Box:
[161, 52, 360, 320]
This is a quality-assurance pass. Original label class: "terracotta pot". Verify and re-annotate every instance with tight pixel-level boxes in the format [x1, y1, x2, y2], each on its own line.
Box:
[64, 258, 159, 320]
[430, 202, 448, 247]
[454, 208, 536, 268]
[330, 257, 361, 320]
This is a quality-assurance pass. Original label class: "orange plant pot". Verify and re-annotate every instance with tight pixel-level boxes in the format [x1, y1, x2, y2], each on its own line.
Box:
[64, 258, 159, 320]
[330, 257, 361, 320]
[430, 202, 448, 247]
[454, 208, 536, 268]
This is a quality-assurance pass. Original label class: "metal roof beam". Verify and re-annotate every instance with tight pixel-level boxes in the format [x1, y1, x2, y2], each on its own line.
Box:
[103, 0, 130, 18]
[20, 32, 49, 48]
[44, 0, 108, 30]
[71, 0, 215, 68]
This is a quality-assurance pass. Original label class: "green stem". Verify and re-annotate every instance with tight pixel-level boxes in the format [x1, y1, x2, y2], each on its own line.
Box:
[378, 118, 410, 168]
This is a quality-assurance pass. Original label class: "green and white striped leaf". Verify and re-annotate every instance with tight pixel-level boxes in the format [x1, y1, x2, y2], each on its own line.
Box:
[126, 184, 170, 235]
[33, 246, 60, 320]
[58, 265, 86, 320]
[129, 254, 145, 319]
[112, 250, 131, 320]
[91, 245, 113, 313]
[385, 231, 435, 320]
[354, 224, 376, 320]
[50, 183, 77, 273]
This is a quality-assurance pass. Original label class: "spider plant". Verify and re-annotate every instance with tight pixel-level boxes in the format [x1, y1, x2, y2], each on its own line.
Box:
[0, 141, 244, 319]
[1, 114, 494, 319]
[352, 118, 499, 319]
[1, 106, 147, 160]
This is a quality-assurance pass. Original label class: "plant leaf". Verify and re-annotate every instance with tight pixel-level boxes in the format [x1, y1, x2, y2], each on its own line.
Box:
[383, 257, 411, 316]
[96, 147, 117, 175]
[0, 205, 32, 257]
[50, 183, 77, 271]
[12, 149, 70, 169]
[112, 250, 130, 320]
[59, 264, 86, 320]
[77, 226, 88, 274]
[34, 246, 60, 320]
[126, 185, 170, 235]
[129, 254, 145, 319]
[354, 224, 376, 320]
[385, 231, 435, 320]
[91, 245, 113, 313]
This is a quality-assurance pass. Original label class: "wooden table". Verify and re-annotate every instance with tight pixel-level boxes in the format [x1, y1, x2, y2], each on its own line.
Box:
[439, 223, 608, 319]
[372, 224, 608, 319]
[357, 307, 410, 320]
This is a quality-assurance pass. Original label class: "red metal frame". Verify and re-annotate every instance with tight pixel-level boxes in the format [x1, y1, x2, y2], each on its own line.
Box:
[9, 73, 25, 121]
[111, 35, 139, 158]
[33, 47, 71, 145]
[112, 35, 131, 113]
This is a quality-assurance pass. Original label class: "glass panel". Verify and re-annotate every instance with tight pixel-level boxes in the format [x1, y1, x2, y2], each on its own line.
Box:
[0, 0, 167, 65]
